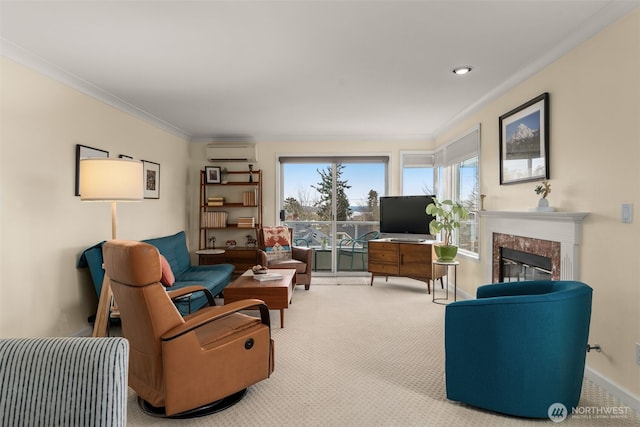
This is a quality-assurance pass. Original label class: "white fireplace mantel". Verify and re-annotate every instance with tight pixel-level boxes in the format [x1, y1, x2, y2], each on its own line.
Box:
[480, 210, 590, 282]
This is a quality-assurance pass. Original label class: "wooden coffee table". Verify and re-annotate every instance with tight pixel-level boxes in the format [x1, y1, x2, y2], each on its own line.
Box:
[223, 269, 296, 328]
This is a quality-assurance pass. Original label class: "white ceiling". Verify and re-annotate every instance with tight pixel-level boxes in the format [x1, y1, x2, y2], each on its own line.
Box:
[1, 1, 638, 142]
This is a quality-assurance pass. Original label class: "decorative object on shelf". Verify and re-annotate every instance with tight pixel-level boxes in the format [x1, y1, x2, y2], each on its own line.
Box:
[499, 92, 549, 185]
[208, 236, 216, 249]
[75, 144, 108, 196]
[248, 164, 254, 182]
[426, 198, 470, 262]
[142, 160, 160, 199]
[226, 240, 237, 248]
[220, 167, 228, 184]
[532, 179, 556, 212]
[321, 237, 328, 250]
[204, 166, 221, 184]
[246, 235, 257, 248]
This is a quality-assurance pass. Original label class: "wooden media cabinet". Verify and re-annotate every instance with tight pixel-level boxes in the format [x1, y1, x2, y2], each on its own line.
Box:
[368, 238, 446, 294]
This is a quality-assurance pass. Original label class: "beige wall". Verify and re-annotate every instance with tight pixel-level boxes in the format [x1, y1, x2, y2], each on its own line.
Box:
[435, 9, 640, 400]
[0, 57, 190, 337]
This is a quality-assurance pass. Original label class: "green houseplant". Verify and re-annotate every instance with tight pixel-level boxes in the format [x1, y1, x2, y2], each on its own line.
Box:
[426, 198, 470, 261]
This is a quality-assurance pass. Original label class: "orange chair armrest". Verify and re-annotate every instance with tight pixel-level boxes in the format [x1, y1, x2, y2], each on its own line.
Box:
[161, 299, 269, 341]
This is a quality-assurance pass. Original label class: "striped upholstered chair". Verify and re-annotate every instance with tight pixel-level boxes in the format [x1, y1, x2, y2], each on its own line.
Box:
[0, 337, 129, 427]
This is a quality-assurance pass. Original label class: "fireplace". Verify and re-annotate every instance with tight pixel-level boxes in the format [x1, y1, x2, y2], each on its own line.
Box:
[493, 232, 560, 282]
[499, 243, 553, 282]
[480, 211, 589, 283]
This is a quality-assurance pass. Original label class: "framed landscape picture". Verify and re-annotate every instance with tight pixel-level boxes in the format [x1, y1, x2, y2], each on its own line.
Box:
[142, 160, 160, 199]
[499, 93, 549, 185]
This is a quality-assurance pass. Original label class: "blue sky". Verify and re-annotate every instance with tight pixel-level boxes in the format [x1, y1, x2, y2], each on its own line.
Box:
[283, 163, 386, 207]
[283, 162, 477, 207]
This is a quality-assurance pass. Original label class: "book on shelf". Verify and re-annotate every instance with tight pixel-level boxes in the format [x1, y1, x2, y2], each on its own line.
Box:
[242, 189, 258, 206]
[201, 211, 228, 228]
[207, 202, 224, 206]
[253, 273, 283, 281]
[237, 217, 255, 228]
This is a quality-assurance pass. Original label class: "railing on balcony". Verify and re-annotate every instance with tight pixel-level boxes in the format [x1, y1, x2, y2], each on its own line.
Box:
[283, 221, 379, 273]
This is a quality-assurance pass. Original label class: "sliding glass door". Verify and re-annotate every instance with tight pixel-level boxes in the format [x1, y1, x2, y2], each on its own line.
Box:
[280, 157, 387, 275]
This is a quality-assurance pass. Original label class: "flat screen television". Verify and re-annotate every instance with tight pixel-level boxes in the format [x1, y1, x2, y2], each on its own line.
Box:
[379, 195, 436, 236]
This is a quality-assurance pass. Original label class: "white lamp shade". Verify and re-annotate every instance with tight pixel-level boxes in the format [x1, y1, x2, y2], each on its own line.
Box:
[80, 158, 143, 201]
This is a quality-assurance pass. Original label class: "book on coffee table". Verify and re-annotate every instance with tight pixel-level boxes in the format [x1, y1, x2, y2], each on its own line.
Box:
[253, 273, 283, 281]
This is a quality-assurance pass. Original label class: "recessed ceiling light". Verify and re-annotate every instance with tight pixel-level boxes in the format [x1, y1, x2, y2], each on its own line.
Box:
[452, 66, 473, 75]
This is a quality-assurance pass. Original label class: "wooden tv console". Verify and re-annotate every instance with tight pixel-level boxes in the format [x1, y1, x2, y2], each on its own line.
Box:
[368, 238, 446, 294]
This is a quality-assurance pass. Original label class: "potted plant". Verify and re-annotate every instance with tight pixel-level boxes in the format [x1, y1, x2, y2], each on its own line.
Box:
[426, 198, 470, 261]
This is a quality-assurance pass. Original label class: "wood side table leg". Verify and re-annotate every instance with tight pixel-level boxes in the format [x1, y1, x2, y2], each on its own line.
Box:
[280, 309, 285, 328]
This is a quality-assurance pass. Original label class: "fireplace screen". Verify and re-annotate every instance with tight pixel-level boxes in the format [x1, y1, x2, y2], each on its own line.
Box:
[500, 247, 552, 282]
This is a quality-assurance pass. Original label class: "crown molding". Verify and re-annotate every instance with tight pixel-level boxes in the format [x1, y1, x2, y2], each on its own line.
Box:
[1, 38, 191, 140]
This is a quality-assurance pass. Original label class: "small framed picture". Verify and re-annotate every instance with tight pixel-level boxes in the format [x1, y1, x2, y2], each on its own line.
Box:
[142, 160, 160, 199]
[499, 93, 550, 185]
[75, 144, 109, 196]
[205, 166, 221, 184]
[118, 154, 133, 160]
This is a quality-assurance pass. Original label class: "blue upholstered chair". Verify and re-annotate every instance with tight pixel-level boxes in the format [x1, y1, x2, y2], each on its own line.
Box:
[444, 280, 593, 419]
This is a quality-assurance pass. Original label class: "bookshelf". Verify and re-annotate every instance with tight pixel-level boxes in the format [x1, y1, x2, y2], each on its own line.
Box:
[198, 169, 263, 273]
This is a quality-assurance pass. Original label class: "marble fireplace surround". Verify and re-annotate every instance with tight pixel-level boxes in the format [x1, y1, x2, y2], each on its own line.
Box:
[480, 211, 590, 283]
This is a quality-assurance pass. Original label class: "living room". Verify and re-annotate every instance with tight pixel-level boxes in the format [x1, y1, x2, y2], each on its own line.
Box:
[1, 0, 639, 421]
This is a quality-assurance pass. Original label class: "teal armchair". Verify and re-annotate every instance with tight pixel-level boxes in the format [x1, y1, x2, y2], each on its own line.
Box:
[444, 280, 593, 418]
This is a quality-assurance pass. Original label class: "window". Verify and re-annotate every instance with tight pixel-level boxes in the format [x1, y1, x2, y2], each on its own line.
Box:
[401, 152, 435, 196]
[435, 125, 480, 257]
[278, 156, 388, 273]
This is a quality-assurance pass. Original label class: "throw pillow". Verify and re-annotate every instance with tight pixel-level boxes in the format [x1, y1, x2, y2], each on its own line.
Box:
[262, 226, 292, 262]
[159, 254, 175, 287]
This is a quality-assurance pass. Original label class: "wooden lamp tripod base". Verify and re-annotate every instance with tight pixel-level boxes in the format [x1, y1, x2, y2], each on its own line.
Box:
[92, 201, 117, 338]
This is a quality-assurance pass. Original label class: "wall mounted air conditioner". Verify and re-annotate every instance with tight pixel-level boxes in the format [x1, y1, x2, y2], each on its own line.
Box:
[206, 143, 258, 162]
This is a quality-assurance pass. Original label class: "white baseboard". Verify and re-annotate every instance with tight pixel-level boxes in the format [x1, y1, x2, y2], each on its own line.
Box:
[454, 286, 473, 301]
[584, 366, 640, 413]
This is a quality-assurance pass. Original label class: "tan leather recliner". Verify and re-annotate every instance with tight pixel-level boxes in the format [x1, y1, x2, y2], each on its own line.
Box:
[257, 227, 312, 290]
[102, 240, 274, 417]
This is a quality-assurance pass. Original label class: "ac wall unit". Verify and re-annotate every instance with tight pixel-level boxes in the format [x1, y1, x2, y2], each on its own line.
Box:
[206, 143, 258, 162]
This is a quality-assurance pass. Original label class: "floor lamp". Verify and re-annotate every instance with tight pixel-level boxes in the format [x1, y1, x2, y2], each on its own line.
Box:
[80, 158, 143, 337]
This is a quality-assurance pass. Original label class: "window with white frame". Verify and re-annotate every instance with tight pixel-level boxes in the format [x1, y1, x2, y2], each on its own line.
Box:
[435, 125, 480, 256]
[400, 151, 435, 196]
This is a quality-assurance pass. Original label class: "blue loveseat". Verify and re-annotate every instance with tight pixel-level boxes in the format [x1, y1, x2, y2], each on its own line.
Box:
[444, 280, 593, 419]
[78, 231, 234, 316]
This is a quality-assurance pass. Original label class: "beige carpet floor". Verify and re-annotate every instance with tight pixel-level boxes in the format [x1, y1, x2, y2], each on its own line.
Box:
[125, 277, 640, 426]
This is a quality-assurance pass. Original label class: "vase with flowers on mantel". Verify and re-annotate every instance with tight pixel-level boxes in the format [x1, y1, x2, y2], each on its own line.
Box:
[532, 179, 556, 212]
